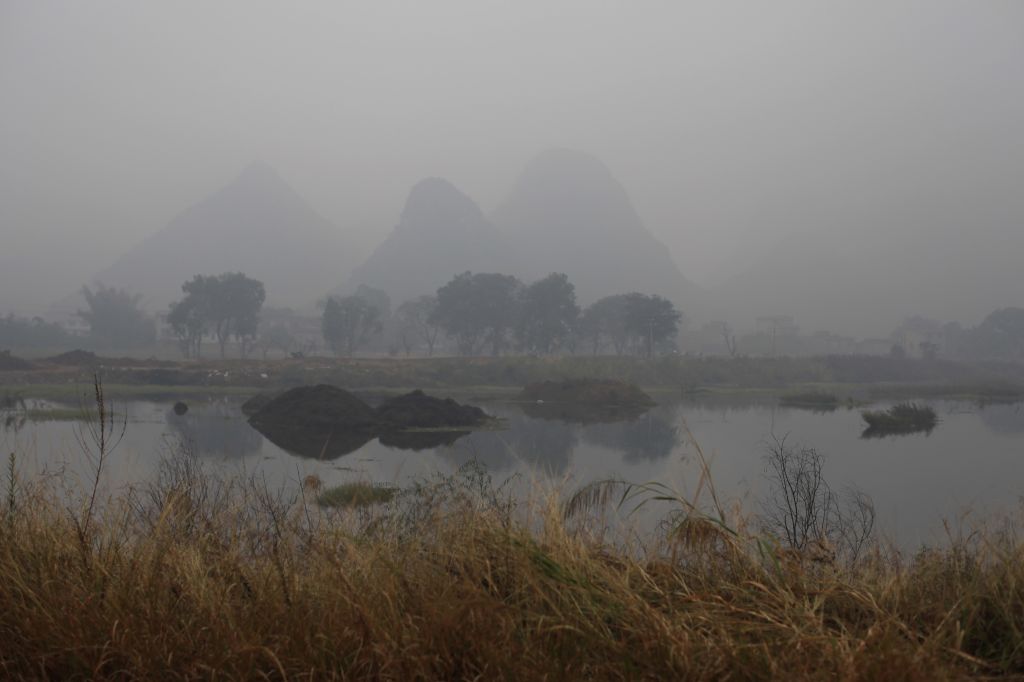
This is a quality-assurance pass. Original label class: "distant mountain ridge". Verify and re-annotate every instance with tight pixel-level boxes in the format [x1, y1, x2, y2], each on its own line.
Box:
[346, 150, 702, 313]
[343, 177, 519, 303]
[492, 149, 702, 307]
[87, 163, 355, 310]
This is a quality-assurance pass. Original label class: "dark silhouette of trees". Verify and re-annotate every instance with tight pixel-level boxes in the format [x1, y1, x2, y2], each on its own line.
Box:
[257, 323, 296, 359]
[578, 292, 681, 356]
[432, 272, 523, 356]
[0, 315, 73, 349]
[395, 295, 442, 356]
[321, 295, 382, 356]
[578, 294, 631, 355]
[515, 273, 579, 355]
[78, 284, 156, 348]
[167, 273, 265, 359]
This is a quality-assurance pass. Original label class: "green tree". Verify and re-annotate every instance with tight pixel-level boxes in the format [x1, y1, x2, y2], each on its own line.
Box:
[258, 323, 296, 359]
[578, 293, 681, 356]
[321, 296, 382, 356]
[168, 273, 265, 358]
[78, 284, 156, 348]
[578, 295, 631, 355]
[432, 272, 522, 356]
[167, 295, 207, 359]
[622, 292, 682, 357]
[515, 273, 579, 355]
[395, 295, 442, 356]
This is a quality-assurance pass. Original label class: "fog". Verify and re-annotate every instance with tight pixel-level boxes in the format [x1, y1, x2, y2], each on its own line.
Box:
[2, 1, 1023, 336]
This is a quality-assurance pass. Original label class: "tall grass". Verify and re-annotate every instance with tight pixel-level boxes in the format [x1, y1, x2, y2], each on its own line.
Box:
[1, 382, 1023, 678]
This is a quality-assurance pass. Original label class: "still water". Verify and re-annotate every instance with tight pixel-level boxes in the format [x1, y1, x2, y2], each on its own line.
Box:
[4, 396, 1024, 549]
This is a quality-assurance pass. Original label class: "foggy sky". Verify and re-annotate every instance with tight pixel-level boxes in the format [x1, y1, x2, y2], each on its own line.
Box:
[2, 1, 1023, 327]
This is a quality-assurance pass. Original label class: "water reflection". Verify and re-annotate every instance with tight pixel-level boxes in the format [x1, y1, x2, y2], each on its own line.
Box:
[978, 403, 1024, 435]
[582, 411, 678, 463]
[441, 411, 578, 474]
[166, 401, 263, 459]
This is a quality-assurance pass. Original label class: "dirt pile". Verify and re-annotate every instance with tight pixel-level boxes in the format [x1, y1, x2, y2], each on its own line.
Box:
[0, 351, 33, 372]
[247, 385, 379, 459]
[240, 392, 279, 417]
[249, 385, 379, 433]
[246, 385, 487, 458]
[375, 390, 488, 429]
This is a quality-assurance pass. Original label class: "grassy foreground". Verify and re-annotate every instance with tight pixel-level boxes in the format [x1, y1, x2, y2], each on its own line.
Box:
[1, 447, 1023, 681]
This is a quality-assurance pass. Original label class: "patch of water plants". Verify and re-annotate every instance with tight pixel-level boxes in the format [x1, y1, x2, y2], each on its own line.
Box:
[861, 402, 938, 437]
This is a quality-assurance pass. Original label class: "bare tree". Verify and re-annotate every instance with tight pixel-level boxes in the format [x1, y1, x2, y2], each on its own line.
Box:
[759, 435, 875, 566]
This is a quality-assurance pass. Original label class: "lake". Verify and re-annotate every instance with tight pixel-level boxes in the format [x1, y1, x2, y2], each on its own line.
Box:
[3, 395, 1023, 549]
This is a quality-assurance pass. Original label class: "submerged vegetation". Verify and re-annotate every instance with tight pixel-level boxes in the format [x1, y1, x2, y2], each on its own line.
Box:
[316, 481, 398, 508]
[861, 402, 939, 437]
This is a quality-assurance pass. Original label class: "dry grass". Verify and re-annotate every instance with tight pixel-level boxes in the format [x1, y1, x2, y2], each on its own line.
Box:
[0, 446, 1022, 681]
[0, 377, 1022, 680]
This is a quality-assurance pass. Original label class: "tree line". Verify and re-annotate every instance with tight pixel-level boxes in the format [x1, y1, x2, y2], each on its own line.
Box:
[321, 272, 683, 358]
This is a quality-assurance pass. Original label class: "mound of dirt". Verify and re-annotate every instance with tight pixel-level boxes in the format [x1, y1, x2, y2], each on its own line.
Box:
[240, 391, 279, 417]
[249, 385, 379, 433]
[44, 349, 98, 366]
[375, 390, 488, 429]
[0, 351, 33, 371]
[519, 379, 654, 407]
[247, 385, 380, 459]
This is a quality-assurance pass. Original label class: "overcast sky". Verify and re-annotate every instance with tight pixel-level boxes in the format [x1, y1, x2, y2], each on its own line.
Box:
[2, 1, 1022, 315]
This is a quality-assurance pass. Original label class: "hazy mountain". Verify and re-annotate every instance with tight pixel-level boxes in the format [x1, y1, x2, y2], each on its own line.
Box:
[86, 163, 355, 310]
[493, 149, 702, 308]
[344, 177, 518, 304]
[714, 221, 1024, 337]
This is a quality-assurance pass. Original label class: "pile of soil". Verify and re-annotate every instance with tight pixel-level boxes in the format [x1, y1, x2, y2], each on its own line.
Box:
[249, 385, 379, 433]
[519, 379, 654, 407]
[0, 351, 33, 372]
[240, 391, 279, 417]
[44, 349, 98, 366]
[246, 385, 488, 458]
[375, 390, 488, 430]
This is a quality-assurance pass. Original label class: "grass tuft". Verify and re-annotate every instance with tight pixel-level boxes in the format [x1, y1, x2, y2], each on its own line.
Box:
[317, 481, 397, 508]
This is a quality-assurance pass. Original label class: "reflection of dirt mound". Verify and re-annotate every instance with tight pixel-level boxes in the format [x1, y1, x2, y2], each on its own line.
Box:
[44, 349, 98, 366]
[375, 390, 488, 429]
[0, 351, 33, 371]
[379, 429, 470, 451]
[519, 379, 654, 407]
[257, 424, 375, 459]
